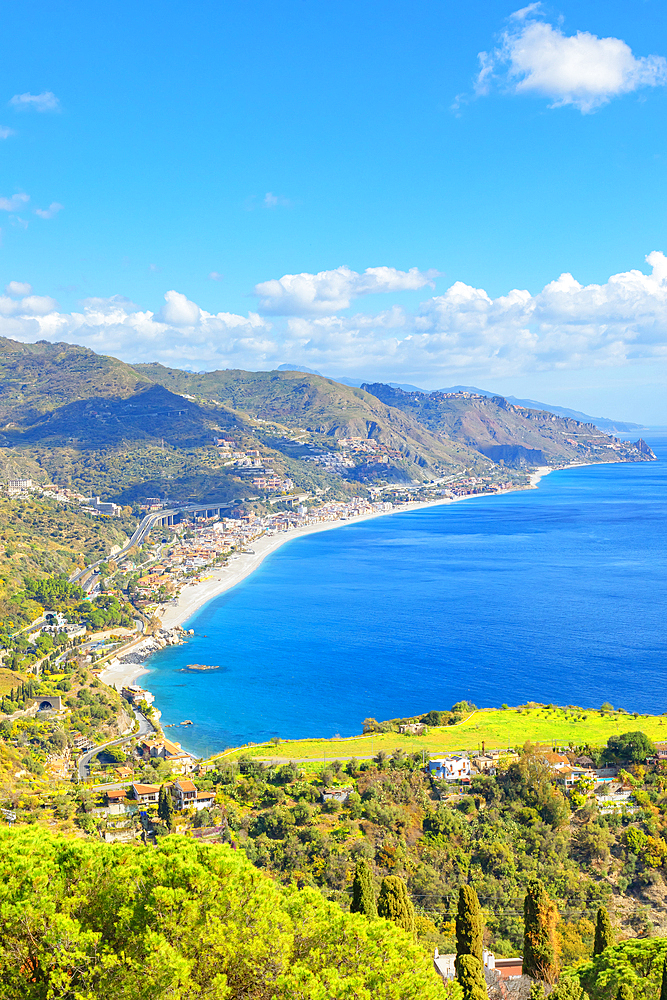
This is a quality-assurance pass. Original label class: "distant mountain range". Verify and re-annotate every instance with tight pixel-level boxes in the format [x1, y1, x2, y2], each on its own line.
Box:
[0, 339, 651, 505]
[277, 365, 642, 433]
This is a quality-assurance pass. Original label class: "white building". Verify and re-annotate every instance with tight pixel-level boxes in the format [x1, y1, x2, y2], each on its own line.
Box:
[427, 755, 471, 782]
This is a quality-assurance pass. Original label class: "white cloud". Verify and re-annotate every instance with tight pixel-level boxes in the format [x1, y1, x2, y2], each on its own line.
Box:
[0, 126, 15, 139]
[156, 290, 201, 327]
[264, 192, 292, 209]
[0, 193, 29, 212]
[9, 91, 60, 112]
[475, 8, 667, 112]
[2, 255, 667, 381]
[208, 271, 223, 281]
[255, 265, 438, 315]
[5, 281, 32, 297]
[35, 202, 63, 220]
[0, 293, 58, 317]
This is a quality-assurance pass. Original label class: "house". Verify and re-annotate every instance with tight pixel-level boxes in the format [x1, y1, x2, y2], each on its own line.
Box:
[541, 751, 570, 772]
[171, 778, 215, 811]
[172, 778, 197, 809]
[433, 948, 522, 984]
[493, 956, 524, 980]
[428, 756, 471, 782]
[195, 790, 216, 810]
[114, 765, 133, 781]
[398, 722, 426, 735]
[122, 685, 155, 706]
[131, 782, 160, 804]
[322, 786, 352, 803]
[162, 738, 198, 774]
[433, 950, 456, 981]
[595, 782, 636, 814]
[105, 788, 127, 805]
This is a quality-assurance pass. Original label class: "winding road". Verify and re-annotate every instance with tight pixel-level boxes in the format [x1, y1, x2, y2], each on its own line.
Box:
[77, 708, 154, 780]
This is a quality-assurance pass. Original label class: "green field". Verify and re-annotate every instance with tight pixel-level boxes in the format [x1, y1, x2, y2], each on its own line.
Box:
[211, 704, 667, 764]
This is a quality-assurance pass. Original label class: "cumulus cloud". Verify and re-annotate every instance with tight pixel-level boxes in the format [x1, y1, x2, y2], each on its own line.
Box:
[0, 126, 15, 139]
[35, 202, 63, 220]
[9, 91, 60, 112]
[0, 193, 29, 212]
[474, 7, 667, 112]
[5, 281, 32, 297]
[3, 255, 667, 379]
[255, 265, 438, 315]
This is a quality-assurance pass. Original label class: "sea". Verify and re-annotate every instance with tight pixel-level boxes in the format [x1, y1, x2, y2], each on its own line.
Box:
[143, 434, 667, 758]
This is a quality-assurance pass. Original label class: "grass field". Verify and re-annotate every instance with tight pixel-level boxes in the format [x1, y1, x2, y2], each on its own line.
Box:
[211, 704, 667, 764]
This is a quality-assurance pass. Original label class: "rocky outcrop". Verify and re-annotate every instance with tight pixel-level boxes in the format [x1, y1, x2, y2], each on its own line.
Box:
[634, 438, 656, 458]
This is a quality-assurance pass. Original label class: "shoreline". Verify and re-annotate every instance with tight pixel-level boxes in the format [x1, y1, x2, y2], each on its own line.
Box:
[159, 468, 557, 631]
[99, 467, 556, 693]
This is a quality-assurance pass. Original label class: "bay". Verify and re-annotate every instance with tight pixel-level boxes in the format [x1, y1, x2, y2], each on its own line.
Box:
[145, 436, 667, 757]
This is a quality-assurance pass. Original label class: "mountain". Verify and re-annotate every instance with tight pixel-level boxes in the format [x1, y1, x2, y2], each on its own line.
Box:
[429, 386, 641, 432]
[360, 382, 650, 467]
[0, 338, 653, 504]
[277, 363, 323, 375]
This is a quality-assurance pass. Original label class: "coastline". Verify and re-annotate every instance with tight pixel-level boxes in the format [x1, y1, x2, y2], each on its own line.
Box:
[159, 472, 556, 631]
[100, 465, 559, 694]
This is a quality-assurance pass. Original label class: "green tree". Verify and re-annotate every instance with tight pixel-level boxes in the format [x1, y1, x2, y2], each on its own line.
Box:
[617, 986, 633, 1000]
[456, 954, 487, 1000]
[550, 978, 586, 1000]
[157, 784, 174, 830]
[377, 875, 414, 933]
[604, 731, 655, 764]
[455, 884, 484, 970]
[594, 906, 614, 956]
[660, 956, 667, 1000]
[523, 880, 559, 982]
[578, 938, 667, 1000]
[0, 828, 443, 1000]
[350, 859, 377, 917]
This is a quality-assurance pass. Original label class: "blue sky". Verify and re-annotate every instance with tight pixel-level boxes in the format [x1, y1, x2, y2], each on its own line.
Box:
[1, 1, 667, 422]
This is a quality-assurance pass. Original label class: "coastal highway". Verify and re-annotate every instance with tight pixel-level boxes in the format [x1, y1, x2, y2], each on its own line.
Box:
[77, 708, 154, 780]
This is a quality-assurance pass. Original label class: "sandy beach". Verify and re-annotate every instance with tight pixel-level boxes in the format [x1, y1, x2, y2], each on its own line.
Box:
[158, 476, 555, 631]
[100, 467, 558, 693]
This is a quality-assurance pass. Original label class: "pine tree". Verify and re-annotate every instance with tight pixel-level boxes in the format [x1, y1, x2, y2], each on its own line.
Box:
[523, 880, 559, 982]
[377, 875, 414, 933]
[456, 954, 487, 1000]
[593, 906, 613, 956]
[350, 859, 377, 917]
[456, 884, 484, 971]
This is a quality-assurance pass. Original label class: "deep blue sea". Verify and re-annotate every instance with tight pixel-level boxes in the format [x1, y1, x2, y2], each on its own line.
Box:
[144, 436, 667, 757]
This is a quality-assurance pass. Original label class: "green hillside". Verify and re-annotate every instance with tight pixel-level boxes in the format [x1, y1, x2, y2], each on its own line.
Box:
[0, 338, 652, 504]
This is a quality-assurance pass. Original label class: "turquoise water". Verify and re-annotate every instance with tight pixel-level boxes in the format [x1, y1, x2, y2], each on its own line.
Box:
[145, 437, 667, 757]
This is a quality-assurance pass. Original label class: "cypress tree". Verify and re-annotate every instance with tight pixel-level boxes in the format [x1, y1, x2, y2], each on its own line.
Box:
[660, 956, 667, 1000]
[593, 906, 613, 956]
[523, 880, 559, 982]
[157, 785, 174, 830]
[377, 875, 414, 933]
[350, 859, 377, 917]
[456, 954, 487, 1000]
[456, 884, 484, 970]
